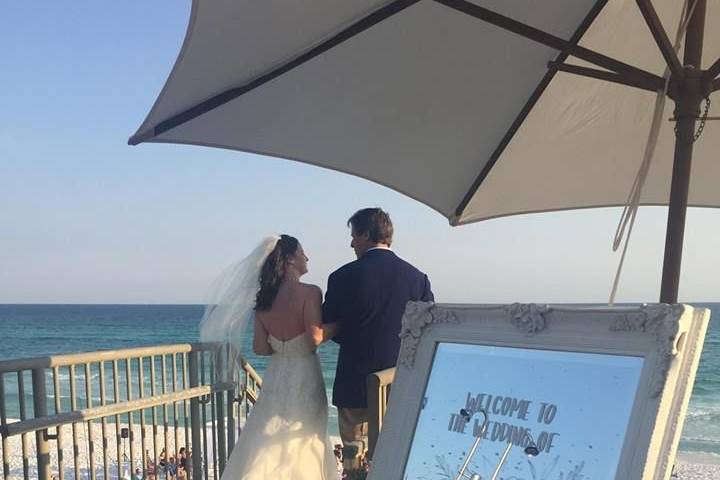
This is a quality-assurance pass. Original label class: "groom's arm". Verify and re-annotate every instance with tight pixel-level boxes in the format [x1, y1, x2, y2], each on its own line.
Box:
[322, 271, 348, 344]
[421, 274, 434, 302]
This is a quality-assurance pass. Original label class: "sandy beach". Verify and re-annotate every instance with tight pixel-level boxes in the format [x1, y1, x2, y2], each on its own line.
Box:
[674, 453, 720, 480]
[0, 418, 716, 479]
[1, 419, 189, 479]
[0, 419, 343, 479]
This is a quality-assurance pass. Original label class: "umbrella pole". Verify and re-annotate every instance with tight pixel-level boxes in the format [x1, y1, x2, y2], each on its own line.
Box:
[659, 0, 706, 304]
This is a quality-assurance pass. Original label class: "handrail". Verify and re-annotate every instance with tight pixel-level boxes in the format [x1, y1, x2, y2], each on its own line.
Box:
[0, 342, 263, 480]
[0, 343, 218, 373]
[369, 367, 396, 387]
[367, 367, 396, 460]
[239, 358, 262, 387]
[1, 383, 234, 438]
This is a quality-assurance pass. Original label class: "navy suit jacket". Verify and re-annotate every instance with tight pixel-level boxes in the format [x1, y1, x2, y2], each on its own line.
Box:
[323, 249, 434, 408]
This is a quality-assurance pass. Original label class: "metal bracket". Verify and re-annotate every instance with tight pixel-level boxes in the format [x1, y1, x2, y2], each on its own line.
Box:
[672, 96, 712, 142]
[669, 116, 719, 121]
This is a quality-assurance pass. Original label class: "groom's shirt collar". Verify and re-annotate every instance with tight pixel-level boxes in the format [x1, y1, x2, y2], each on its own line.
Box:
[366, 246, 391, 254]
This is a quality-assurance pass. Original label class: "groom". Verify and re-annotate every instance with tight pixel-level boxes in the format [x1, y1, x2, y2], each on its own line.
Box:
[323, 207, 434, 461]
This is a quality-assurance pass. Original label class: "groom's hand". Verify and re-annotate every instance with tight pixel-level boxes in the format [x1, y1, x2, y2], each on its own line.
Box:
[323, 270, 350, 344]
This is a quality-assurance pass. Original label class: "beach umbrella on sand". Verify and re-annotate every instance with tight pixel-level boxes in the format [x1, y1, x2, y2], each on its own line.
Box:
[130, 0, 720, 303]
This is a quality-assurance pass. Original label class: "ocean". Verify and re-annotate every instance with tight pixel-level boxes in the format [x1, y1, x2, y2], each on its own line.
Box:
[0, 303, 717, 457]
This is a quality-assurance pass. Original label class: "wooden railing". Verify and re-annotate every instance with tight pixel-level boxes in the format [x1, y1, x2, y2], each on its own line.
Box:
[0, 343, 261, 480]
[366, 367, 395, 460]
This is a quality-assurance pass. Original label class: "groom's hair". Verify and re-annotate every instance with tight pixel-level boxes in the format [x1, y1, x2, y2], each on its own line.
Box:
[348, 208, 393, 246]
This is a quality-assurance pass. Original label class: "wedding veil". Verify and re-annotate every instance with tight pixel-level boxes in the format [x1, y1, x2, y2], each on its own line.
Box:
[198, 235, 280, 382]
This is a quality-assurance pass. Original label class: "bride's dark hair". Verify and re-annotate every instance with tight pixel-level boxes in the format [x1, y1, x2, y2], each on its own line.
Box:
[255, 234, 300, 311]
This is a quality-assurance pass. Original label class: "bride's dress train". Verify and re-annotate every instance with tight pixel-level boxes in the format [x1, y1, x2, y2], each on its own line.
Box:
[221, 334, 338, 479]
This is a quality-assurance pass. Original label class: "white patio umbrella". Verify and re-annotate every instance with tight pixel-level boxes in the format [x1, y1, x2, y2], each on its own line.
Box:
[130, 0, 720, 303]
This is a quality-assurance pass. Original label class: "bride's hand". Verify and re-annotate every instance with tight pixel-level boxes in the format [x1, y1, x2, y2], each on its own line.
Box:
[321, 322, 338, 342]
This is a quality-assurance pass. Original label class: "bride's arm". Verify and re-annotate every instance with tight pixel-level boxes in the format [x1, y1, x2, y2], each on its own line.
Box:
[252, 317, 273, 356]
[304, 286, 337, 347]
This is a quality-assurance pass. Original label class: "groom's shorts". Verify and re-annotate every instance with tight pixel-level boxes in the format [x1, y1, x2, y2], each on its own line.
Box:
[338, 407, 369, 457]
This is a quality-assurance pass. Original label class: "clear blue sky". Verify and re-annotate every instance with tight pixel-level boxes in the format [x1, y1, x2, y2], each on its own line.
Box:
[1, 2, 718, 304]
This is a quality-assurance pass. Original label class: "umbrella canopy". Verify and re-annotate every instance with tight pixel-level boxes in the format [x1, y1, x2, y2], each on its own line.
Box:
[130, 0, 720, 301]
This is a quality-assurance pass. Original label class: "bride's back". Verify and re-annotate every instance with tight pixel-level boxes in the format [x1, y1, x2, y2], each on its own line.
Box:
[255, 281, 312, 341]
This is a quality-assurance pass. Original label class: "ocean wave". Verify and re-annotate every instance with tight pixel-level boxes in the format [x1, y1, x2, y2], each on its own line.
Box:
[685, 406, 720, 419]
[690, 387, 720, 398]
[45, 371, 104, 382]
[678, 449, 720, 460]
[682, 437, 720, 444]
[679, 441, 720, 456]
[46, 394, 71, 400]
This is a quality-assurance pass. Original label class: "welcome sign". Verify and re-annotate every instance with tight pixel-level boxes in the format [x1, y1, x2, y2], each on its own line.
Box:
[403, 344, 643, 479]
[369, 304, 710, 480]
[451, 392, 557, 453]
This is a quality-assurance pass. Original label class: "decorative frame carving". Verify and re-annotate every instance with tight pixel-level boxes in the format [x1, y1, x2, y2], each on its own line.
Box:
[398, 302, 458, 367]
[504, 302, 549, 334]
[609, 304, 686, 397]
[370, 303, 709, 480]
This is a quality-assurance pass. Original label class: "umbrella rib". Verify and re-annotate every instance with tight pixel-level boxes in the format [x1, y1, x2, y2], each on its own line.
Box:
[706, 57, 720, 82]
[547, 61, 663, 92]
[635, 0, 684, 78]
[128, 0, 421, 145]
[435, 0, 662, 87]
[452, 0, 609, 221]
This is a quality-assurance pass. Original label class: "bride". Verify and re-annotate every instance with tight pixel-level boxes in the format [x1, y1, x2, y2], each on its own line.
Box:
[200, 235, 339, 479]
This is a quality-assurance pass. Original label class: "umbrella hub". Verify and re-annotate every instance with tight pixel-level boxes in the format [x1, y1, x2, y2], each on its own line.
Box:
[668, 65, 711, 109]
[668, 66, 712, 143]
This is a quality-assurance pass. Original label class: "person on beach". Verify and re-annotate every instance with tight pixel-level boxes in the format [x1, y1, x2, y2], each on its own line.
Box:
[177, 447, 187, 479]
[323, 208, 434, 462]
[145, 450, 156, 480]
[185, 449, 193, 480]
[200, 235, 339, 479]
[167, 456, 178, 479]
[158, 448, 167, 472]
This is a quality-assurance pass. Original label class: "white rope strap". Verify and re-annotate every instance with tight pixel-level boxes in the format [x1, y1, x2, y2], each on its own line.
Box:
[608, 0, 697, 305]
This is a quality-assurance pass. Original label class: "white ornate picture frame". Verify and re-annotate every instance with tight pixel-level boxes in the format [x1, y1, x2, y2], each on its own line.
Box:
[369, 303, 709, 480]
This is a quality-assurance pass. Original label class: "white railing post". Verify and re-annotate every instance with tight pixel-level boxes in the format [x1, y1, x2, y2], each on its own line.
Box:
[0, 343, 253, 480]
[31, 368, 51, 480]
[226, 387, 235, 457]
[188, 351, 202, 480]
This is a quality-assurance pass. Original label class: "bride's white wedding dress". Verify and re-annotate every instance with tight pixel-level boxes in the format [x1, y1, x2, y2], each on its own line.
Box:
[221, 333, 339, 480]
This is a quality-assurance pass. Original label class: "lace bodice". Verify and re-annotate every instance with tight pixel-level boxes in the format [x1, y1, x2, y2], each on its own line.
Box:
[268, 333, 315, 357]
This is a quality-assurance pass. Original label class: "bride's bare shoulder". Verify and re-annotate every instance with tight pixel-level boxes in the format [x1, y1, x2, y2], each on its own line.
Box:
[299, 283, 323, 300]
